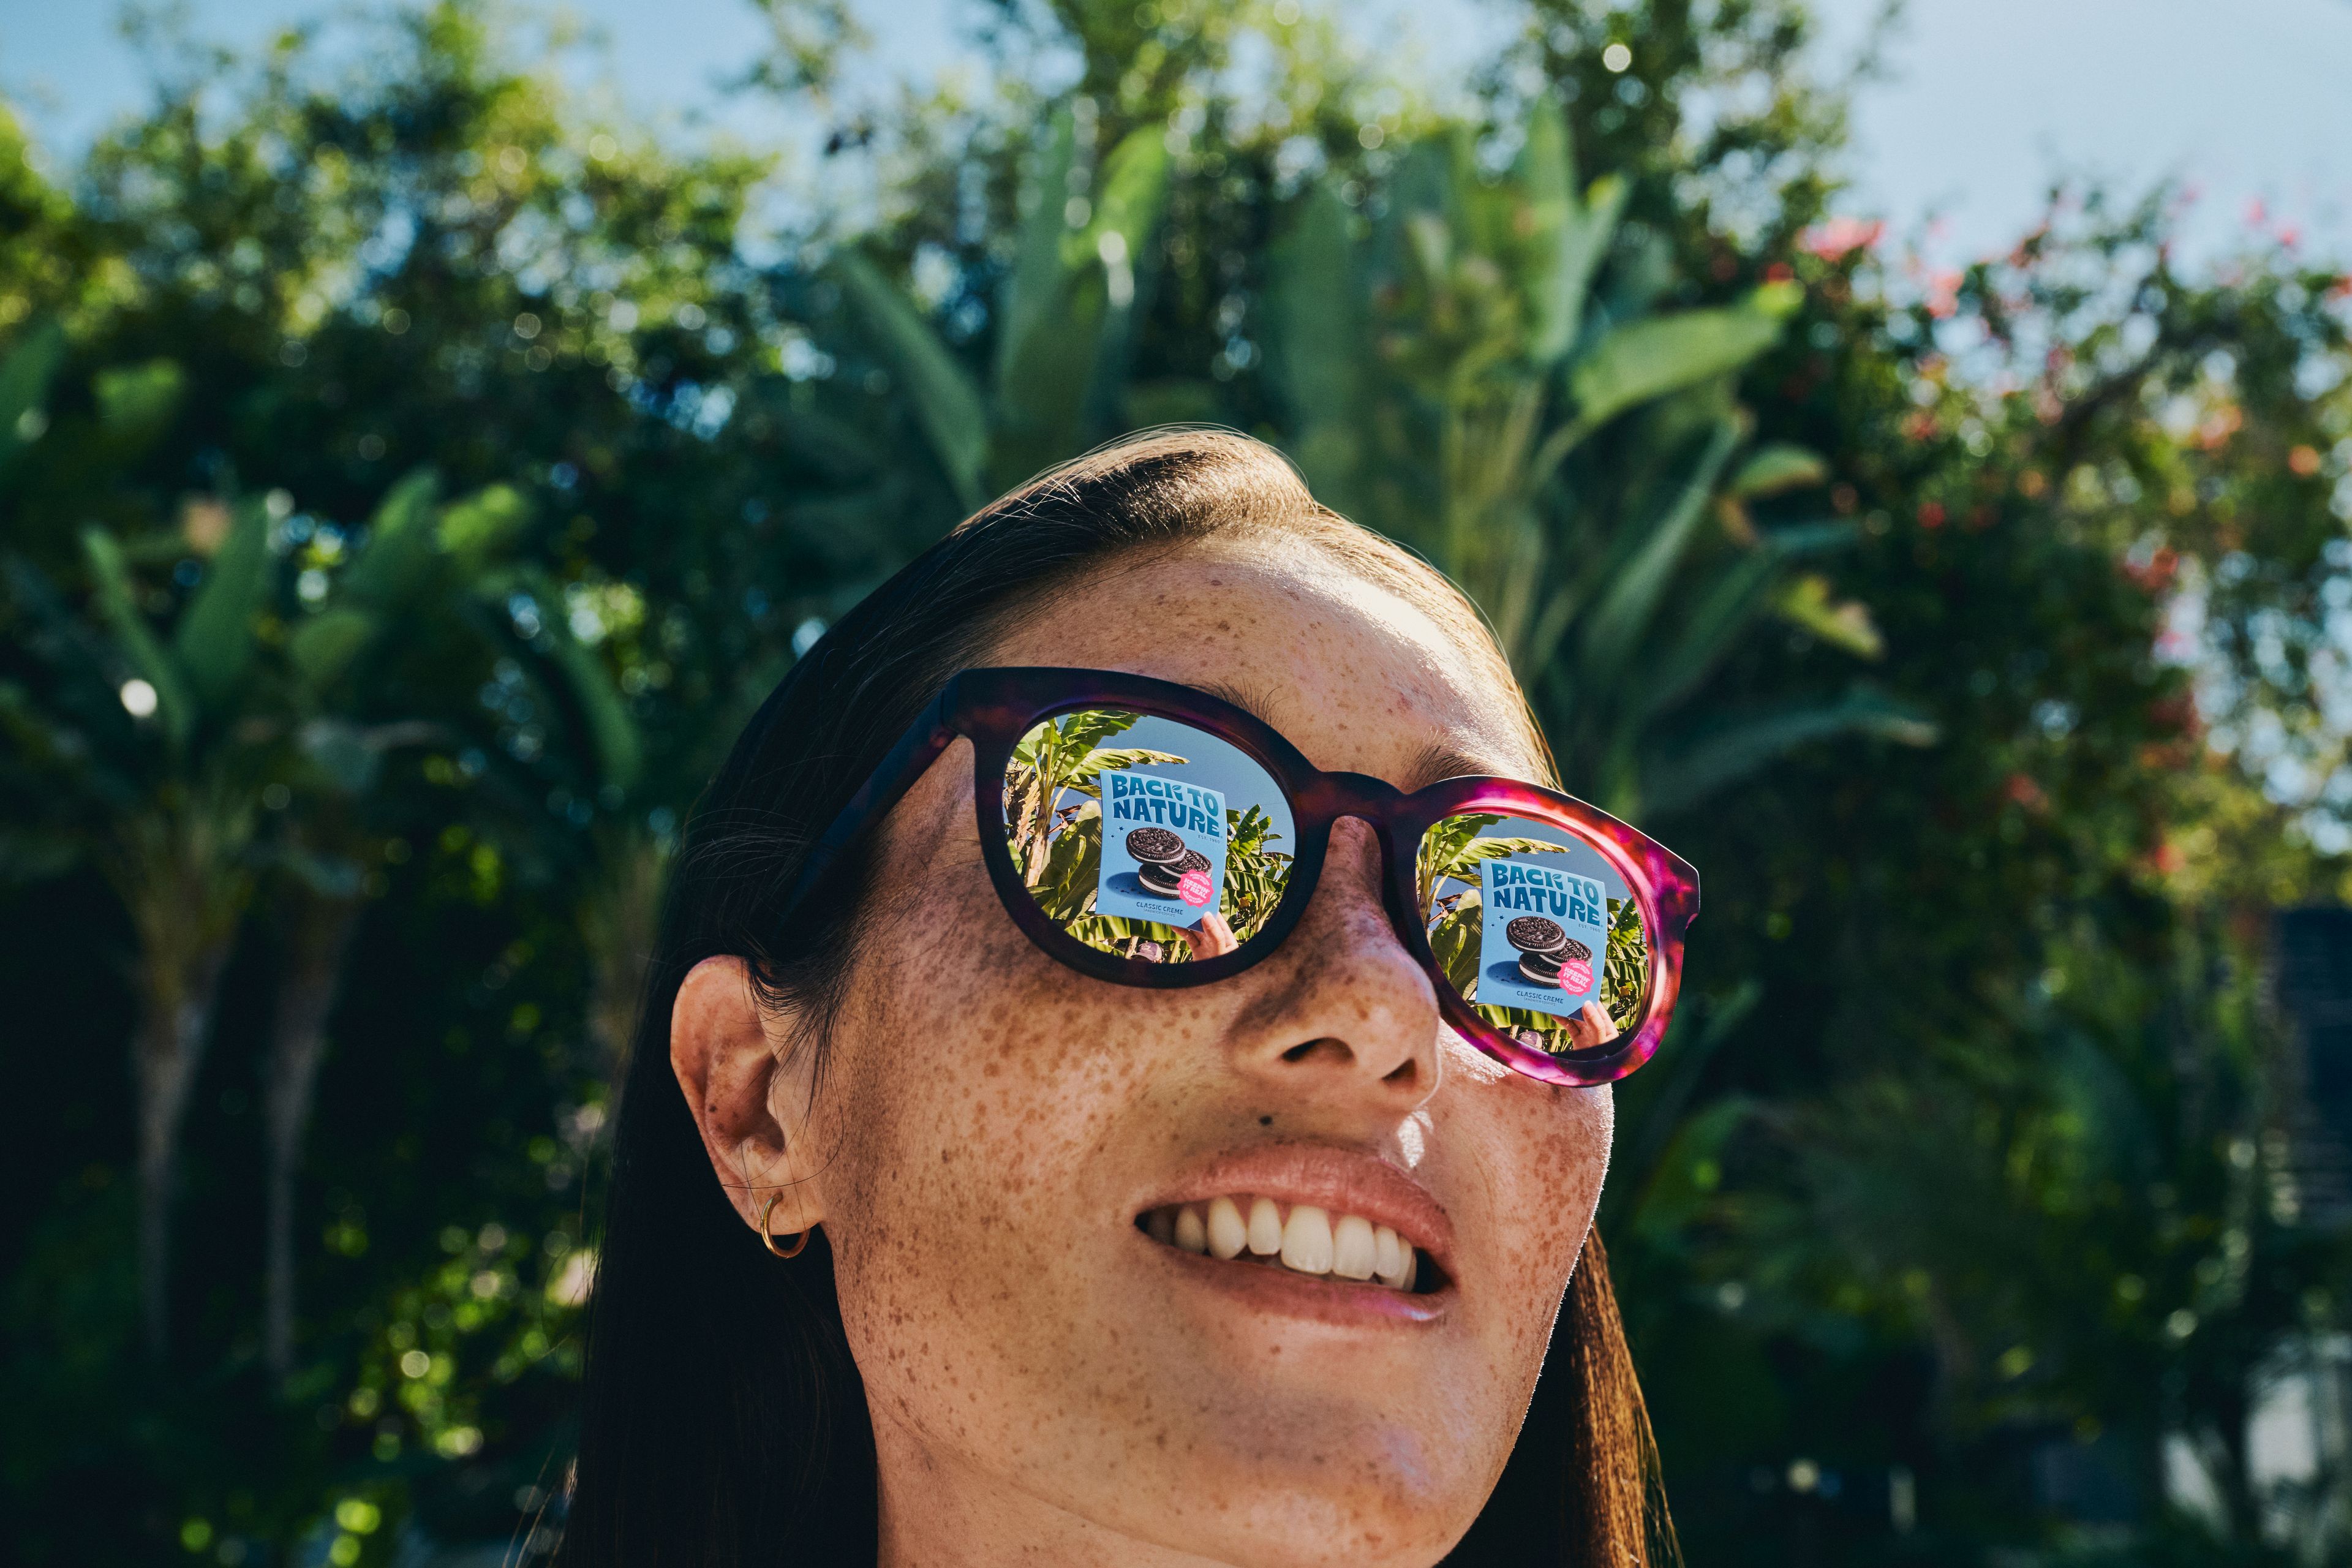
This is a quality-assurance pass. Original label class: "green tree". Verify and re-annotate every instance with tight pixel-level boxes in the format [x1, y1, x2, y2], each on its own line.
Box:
[5, 491, 276, 1356]
[256, 469, 537, 1382]
[1264, 101, 1931, 821]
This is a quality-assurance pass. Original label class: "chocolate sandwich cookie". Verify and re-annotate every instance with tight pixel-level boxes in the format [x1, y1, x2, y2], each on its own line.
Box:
[1144, 846, 1210, 896]
[1505, 915, 1569, 987]
[1138, 845, 1210, 898]
[1126, 827, 1190, 895]
[1529, 935, 1594, 988]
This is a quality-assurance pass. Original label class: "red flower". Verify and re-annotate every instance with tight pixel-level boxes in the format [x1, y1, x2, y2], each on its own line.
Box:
[2122, 547, 2179, 592]
[1924, 270, 1962, 319]
[1797, 217, 1885, 262]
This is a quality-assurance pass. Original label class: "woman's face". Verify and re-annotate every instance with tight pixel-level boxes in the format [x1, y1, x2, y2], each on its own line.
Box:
[697, 537, 1613, 1567]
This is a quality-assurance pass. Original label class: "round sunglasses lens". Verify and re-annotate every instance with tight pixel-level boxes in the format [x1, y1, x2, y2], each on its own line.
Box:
[1002, 709, 1294, 965]
[1416, 812, 1653, 1056]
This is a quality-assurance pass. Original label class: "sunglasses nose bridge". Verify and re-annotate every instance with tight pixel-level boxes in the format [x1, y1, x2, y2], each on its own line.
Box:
[1289, 772, 1413, 898]
[1292, 771, 1404, 839]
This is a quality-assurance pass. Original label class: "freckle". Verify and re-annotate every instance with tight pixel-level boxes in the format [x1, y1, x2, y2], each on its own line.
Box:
[1259, 1115, 1273, 1126]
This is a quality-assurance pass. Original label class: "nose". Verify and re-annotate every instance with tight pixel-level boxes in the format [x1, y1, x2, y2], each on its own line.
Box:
[1220, 817, 1442, 1120]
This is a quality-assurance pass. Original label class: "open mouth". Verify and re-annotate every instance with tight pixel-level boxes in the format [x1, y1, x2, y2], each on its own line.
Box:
[1137, 1196, 1444, 1294]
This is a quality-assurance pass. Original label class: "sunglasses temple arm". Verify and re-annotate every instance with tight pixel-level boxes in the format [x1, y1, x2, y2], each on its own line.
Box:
[774, 688, 959, 922]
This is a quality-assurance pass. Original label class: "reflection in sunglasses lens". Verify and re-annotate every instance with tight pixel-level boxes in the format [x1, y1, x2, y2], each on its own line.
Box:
[1416, 812, 1651, 1056]
[1002, 709, 1294, 965]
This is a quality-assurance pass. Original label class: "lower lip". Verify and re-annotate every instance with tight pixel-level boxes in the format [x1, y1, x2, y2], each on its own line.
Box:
[1139, 1233, 1452, 1327]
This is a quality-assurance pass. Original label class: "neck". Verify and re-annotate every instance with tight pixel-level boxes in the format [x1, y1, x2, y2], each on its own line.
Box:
[872, 1419, 1240, 1568]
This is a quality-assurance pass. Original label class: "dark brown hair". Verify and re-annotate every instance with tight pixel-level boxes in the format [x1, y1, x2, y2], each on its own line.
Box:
[557, 429, 1674, 1566]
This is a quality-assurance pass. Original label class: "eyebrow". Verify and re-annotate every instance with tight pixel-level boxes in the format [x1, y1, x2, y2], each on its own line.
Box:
[1194, 679, 1520, 793]
[1400, 739, 1516, 793]
[1193, 678, 1286, 732]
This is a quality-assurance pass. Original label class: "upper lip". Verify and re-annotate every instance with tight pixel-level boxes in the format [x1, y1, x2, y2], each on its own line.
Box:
[1137, 1142, 1458, 1275]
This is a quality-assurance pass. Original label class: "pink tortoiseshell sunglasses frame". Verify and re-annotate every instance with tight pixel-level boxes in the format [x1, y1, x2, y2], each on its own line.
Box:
[776, 667, 1699, 1086]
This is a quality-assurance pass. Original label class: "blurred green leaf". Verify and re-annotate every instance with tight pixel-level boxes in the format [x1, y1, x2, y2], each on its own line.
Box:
[1770, 572, 1884, 658]
[830, 249, 987, 511]
[1085, 127, 1172, 276]
[338, 468, 442, 610]
[79, 526, 192, 745]
[506, 569, 643, 795]
[288, 607, 377, 693]
[993, 111, 1080, 407]
[437, 484, 530, 570]
[0, 315, 65, 481]
[1727, 442, 1828, 499]
[1269, 182, 1362, 497]
[1515, 100, 1623, 366]
[1626, 1096, 1753, 1240]
[1575, 418, 1743, 688]
[92, 360, 186, 451]
[171, 498, 273, 712]
[1645, 688, 1939, 815]
[1568, 300, 1786, 434]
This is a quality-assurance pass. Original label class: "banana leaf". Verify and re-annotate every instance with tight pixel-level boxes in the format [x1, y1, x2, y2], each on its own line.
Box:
[80, 527, 194, 746]
[1567, 288, 1792, 434]
[0, 316, 64, 484]
[1771, 572, 1885, 658]
[1643, 687, 1939, 816]
[92, 359, 186, 452]
[1728, 442, 1829, 499]
[172, 497, 274, 712]
[436, 484, 530, 571]
[1573, 418, 1742, 691]
[1634, 521, 1867, 718]
[491, 568, 644, 795]
[1267, 182, 1365, 502]
[337, 468, 443, 610]
[1514, 100, 1624, 368]
[288, 608, 377, 693]
[831, 249, 987, 511]
[993, 111, 1079, 404]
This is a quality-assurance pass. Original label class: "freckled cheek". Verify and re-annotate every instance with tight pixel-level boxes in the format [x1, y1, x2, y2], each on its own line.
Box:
[816, 864, 1218, 1301]
[1466, 1085, 1613, 1334]
[821, 885, 1059, 1223]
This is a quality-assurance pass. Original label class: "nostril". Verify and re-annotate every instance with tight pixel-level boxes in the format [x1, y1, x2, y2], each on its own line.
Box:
[1381, 1058, 1417, 1085]
[1281, 1037, 1348, 1065]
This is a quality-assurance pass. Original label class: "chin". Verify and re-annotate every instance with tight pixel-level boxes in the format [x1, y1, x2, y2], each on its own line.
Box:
[1110, 1414, 1482, 1568]
[1148, 1490, 1470, 1568]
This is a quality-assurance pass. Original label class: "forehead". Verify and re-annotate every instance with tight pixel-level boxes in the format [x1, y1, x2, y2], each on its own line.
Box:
[985, 537, 1544, 788]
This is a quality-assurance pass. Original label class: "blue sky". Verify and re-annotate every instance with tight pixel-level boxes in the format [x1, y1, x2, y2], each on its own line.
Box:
[4, 0, 2346, 266]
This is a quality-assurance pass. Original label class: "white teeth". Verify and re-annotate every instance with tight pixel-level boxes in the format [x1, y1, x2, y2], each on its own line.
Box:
[1246, 1197, 1284, 1256]
[1206, 1196, 1248, 1259]
[1374, 1225, 1405, 1283]
[1280, 1205, 1335, 1275]
[1152, 1199, 1423, 1291]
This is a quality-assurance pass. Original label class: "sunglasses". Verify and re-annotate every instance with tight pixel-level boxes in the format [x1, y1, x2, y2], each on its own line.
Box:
[778, 668, 1698, 1086]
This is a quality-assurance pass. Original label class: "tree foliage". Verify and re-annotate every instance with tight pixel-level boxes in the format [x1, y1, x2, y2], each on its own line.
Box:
[2, 2, 2350, 1566]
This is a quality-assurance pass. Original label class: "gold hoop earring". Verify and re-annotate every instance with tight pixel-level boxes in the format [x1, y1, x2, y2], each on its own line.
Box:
[758, 1192, 813, 1259]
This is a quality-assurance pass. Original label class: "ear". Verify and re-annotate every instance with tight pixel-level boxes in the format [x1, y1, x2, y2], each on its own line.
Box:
[671, 954, 827, 1240]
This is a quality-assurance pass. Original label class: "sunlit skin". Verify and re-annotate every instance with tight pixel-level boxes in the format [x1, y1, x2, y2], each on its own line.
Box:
[672, 534, 1615, 1568]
